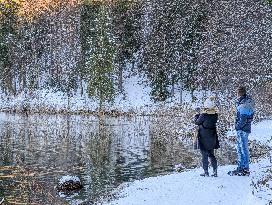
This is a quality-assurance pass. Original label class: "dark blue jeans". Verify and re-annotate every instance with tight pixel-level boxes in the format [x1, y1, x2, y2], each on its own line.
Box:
[200, 149, 217, 173]
[236, 130, 250, 170]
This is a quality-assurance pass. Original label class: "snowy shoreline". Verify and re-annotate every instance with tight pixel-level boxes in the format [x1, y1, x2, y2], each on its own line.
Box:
[0, 76, 210, 117]
[102, 121, 272, 205]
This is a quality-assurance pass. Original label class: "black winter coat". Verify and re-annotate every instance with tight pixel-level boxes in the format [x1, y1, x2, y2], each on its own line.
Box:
[194, 113, 219, 151]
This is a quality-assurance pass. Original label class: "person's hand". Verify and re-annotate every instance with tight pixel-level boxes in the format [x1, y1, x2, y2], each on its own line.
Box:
[194, 113, 200, 120]
[195, 107, 201, 114]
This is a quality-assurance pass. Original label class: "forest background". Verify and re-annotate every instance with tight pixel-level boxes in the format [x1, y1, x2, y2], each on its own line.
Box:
[0, 0, 271, 115]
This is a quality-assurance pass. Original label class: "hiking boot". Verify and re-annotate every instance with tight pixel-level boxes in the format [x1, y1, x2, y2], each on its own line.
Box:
[211, 169, 218, 177]
[200, 172, 209, 177]
[228, 168, 243, 176]
[241, 169, 250, 176]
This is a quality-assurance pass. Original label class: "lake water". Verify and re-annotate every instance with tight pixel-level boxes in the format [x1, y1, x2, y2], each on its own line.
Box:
[0, 113, 236, 205]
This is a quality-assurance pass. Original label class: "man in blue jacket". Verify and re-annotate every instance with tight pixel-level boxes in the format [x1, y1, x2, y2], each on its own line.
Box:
[229, 86, 254, 176]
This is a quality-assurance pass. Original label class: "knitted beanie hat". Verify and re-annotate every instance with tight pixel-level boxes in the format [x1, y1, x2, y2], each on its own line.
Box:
[204, 96, 216, 109]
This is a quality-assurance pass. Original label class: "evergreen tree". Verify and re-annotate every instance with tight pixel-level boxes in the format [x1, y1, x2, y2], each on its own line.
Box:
[80, 2, 100, 78]
[181, 6, 207, 93]
[86, 2, 116, 110]
[140, 0, 206, 102]
[140, 0, 176, 102]
[150, 70, 169, 102]
[112, 0, 142, 92]
[0, 0, 19, 94]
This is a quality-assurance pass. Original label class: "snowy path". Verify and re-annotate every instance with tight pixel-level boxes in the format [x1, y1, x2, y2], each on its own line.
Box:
[104, 165, 264, 205]
[104, 120, 272, 205]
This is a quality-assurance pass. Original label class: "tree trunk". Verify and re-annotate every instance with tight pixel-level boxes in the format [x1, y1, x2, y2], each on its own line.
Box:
[171, 77, 175, 101]
[180, 80, 183, 104]
[118, 66, 123, 93]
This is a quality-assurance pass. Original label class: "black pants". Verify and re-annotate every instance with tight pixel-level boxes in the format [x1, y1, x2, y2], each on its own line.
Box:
[200, 149, 217, 173]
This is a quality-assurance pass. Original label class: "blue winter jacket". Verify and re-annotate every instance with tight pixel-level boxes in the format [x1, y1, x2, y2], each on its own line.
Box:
[235, 94, 254, 133]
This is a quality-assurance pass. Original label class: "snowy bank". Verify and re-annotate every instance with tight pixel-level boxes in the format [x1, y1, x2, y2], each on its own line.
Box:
[104, 165, 264, 205]
[103, 120, 272, 205]
[0, 75, 210, 115]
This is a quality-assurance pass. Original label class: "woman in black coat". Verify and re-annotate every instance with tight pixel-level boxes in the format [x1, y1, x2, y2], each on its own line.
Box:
[194, 97, 219, 177]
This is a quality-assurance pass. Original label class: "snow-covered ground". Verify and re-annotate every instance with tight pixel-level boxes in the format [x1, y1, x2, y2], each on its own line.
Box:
[103, 120, 272, 205]
[251, 121, 272, 146]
